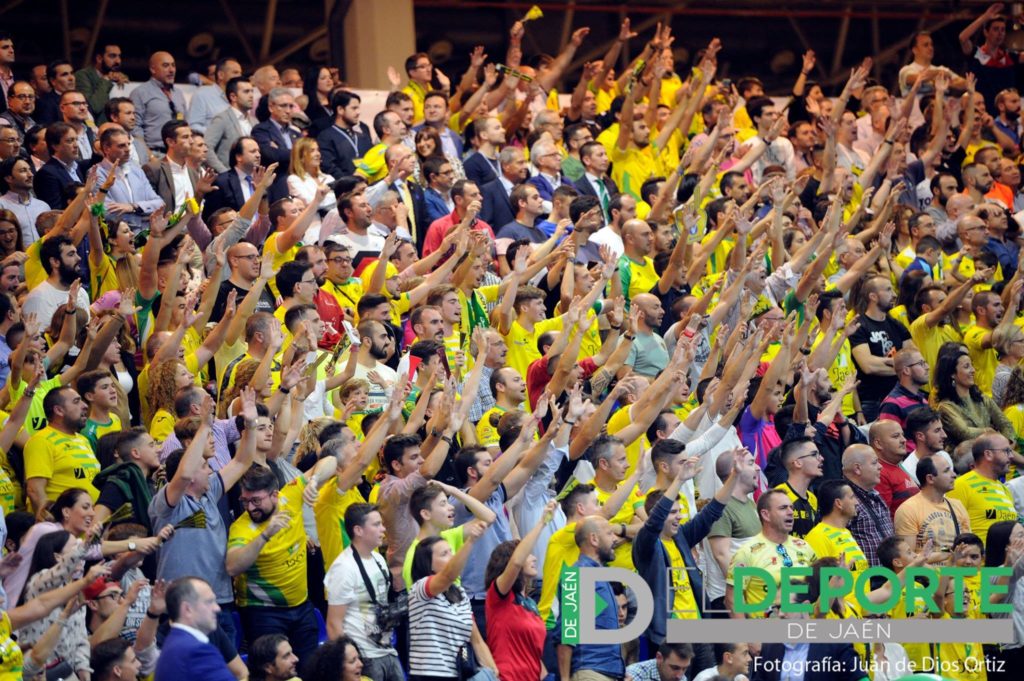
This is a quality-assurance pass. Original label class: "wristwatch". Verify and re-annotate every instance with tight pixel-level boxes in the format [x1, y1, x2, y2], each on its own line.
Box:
[127, 540, 137, 551]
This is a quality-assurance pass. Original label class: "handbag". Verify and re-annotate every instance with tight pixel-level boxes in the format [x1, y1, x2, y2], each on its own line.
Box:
[354, 550, 409, 635]
[456, 643, 480, 681]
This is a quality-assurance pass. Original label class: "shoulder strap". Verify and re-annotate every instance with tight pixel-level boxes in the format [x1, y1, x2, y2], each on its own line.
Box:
[353, 551, 382, 606]
[944, 498, 961, 537]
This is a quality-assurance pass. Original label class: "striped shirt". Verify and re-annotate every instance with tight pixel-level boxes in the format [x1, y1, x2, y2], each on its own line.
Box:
[409, 577, 473, 677]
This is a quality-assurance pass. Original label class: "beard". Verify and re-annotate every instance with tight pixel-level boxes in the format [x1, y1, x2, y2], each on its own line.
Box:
[1006, 110, 1021, 122]
[597, 544, 616, 565]
[58, 262, 79, 287]
[249, 504, 276, 524]
[369, 339, 391, 361]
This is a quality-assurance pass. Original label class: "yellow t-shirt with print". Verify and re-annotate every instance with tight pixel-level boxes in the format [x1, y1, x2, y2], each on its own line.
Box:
[149, 408, 175, 444]
[476, 405, 507, 447]
[228, 476, 309, 607]
[804, 522, 868, 573]
[947, 470, 1018, 546]
[595, 483, 645, 571]
[609, 141, 663, 202]
[0, 611, 23, 680]
[23, 426, 101, 507]
[812, 331, 857, 416]
[314, 482, 368, 572]
[663, 537, 700, 619]
[322, 278, 364, 320]
[618, 254, 659, 309]
[910, 315, 962, 381]
[90, 252, 121, 300]
[727, 533, 817, 617]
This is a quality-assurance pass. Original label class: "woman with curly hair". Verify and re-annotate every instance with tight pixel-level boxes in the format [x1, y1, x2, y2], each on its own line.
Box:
[147, 359, 193, 444]
[934, 342, 1015, 448]
[218, 359, 270, 418]
[301, 635, 368, 681]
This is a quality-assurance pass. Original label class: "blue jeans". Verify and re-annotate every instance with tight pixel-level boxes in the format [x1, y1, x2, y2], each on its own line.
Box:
[240, 600, 319, 667]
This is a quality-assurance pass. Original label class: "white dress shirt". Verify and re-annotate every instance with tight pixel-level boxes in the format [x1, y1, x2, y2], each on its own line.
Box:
[168, 157, 194, 210]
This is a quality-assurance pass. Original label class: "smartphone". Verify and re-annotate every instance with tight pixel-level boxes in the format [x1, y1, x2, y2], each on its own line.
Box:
[721, 78, 732, 89]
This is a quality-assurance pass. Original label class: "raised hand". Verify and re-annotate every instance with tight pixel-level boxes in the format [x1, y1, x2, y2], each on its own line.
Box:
[264, 512, 290, 539]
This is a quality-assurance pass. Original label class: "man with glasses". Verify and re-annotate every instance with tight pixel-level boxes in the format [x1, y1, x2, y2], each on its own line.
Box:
[421, 156, 455, 224]
[878, 349, 931, 432]
[0, 82, 36, 142]
[59, 90, 97, 165]
[130, 51, 187, 153]
[725, 488, 815, 618]
[227, 463, 321, 666]
[211, 242, 276, 322]
[75, 43, 128, 123]
[774, 437, 823, 538]
[272, 261, 318, 330]
[252, 88, 300, 202]
[0, 127, 19, 162]
[401, 52, 436, 125]
[948, 432, 1019, 545]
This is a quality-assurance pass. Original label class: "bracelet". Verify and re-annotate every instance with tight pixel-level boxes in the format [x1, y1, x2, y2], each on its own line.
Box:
[278, 385, 292, 394]
[883, 138, 894, 145]
[624, 334, 636, 341]
[24, 390, 35, 398]
[64, 307, 76, 315]
[145, 611, 161, 619]
[609, 325, 622, 331]
[440, 434, 455, 446]
[260, 532, 271, 542]
[564, 419, 577, 426]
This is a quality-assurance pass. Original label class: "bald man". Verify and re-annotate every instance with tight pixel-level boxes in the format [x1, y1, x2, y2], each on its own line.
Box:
[622, 293, 668, 378]
[131, 51, 187, 151]
[251, 65, 281, 123]
[558, 515, 624, 681]
[619, 218, 658, 309]
[869, 420, 919, 517]
[210, 241, 277, 322]
[842, 444, 896, 566]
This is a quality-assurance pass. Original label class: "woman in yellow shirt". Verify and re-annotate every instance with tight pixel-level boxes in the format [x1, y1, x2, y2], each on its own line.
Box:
[147, 359, 194, 443]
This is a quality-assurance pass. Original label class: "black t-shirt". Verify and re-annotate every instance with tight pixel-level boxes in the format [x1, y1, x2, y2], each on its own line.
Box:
[848, 313, 911, 404]
[210, 279, 276, 323]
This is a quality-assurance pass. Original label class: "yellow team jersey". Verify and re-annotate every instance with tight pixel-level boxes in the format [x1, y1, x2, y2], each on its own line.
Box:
[607, 405, 645, 477]
[609, 140, 664, 202]
[539, 523, 579, 628]
[403, 526, 464, 590]
[322, 278, 364, 319]
[314, 482, 368, 572]
[0, 611, 23, 680]
[947, 470, 1018, 546]
[503, 316, 564, 380]
[804, 522, 868, 573]
[402, 82, 426, 125]
[910, 315, 963, 379]
[701, 232, 735, 277]
[618, 254, 659, 309]
[937, 573, 987, 681]
[963, 324, 998, 396]
[595, 483, 645, 571]
[663, 537, 700, 619]
[957, 255, 1003, 292]
[149, 408, 175, 444]
[90, 253, 121, 300]
[24, 239, 45, 291]
[264, 231, 299, 299]
[812, 331, 857, 416]
[476, 405, 507, 447]
[82, 413, 123, 453]
[23, 426, 101, 507]
[727, 532, 817, 617]
[1005, 403, 1024, 450]
[228, 476, 309, 607]
[355, 143, 389, 184]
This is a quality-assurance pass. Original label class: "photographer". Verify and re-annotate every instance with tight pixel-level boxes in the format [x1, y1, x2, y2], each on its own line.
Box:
[325, 503, 405, 681]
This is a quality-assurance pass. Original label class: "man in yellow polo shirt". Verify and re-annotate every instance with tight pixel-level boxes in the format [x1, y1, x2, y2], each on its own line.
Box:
[964, 282, 1022, 395]
[804, 479, 869, 573]
[619, 219, 659, 310]
[24, 385, 101, 511]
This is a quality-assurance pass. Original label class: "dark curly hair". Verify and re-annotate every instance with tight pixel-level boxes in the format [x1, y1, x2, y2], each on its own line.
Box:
[484, 539, 530, 597]
[302, 636, 363, 681]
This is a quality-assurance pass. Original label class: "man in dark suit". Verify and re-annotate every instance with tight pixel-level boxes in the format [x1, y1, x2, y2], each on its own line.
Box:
[34, 60, 77, 125]
[143, 120, 201, 214]
[462, 115, 505, 187]
[251, 87, 300, 202]
[573, 140, 618, 222]
[204, 136, 261, 218]
[155, 577, 236, 681]
[33, 121, 82, 208]
[479, 146, 528, 230]
[364, 143, 427, 247]
[317, 89, 373, 179]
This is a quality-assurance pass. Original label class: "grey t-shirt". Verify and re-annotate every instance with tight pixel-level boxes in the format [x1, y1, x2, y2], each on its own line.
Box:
[149, 471, 234, 603]
[703, 496, 761, 601]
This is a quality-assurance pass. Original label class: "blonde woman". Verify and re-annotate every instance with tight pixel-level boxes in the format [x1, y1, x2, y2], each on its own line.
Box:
[287, 138, 336, 243]
[993, 325, 1024, 407]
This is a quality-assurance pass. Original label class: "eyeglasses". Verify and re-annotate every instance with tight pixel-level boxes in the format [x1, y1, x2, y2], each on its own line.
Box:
[10, 94, 35, 101]
[797, 452, 823, 461]
[328, 257, 352, 264]
[95, 591, 124, 602]
[776, 543, 794, 568]
[65, 101, 88, 107]
[988, 447, 1014, 456]
[239, 494, 271, 508]
[233, 253, 259, 261]
[907, 360, 928, 369]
